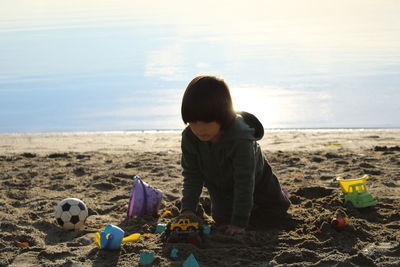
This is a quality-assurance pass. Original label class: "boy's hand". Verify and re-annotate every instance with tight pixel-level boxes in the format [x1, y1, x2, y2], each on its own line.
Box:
[225, 225, 245, 235]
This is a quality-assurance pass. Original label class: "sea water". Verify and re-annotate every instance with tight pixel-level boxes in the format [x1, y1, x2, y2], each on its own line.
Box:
[1, 0, 399, 133]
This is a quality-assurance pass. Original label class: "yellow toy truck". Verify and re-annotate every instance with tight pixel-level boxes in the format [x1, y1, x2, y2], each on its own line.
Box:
[170, 218, 200, 232]
[336, 175, 378, 208]
[164, 217, 203, 245]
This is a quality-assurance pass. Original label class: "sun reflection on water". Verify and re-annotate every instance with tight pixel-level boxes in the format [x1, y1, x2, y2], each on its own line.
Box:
[231, 86, 333, 128]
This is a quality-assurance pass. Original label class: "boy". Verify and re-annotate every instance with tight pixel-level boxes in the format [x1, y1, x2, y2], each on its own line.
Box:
[180, 75, 290, 235]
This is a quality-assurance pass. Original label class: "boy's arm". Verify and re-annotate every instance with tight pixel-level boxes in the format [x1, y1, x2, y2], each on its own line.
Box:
[180, 131, 204, 213]
[230, 140, 256, 228]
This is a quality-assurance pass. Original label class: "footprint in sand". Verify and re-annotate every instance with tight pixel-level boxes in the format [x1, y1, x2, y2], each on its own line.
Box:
[374, 146, 400, 152]
[37, 250, 75, 262]
[364, 169, 382, 175]
[319, 175, 333, 181]
[125, 161, 140, 168]
[21, 152, 37, 158]
[383, 182, 398, 187]
[294, 186, 334, 199]
[311, 156, 325, 163]
[73, 167, 87, 176]
[325, 152, 341, 159]
[48, 153, 70, 159]
[76, 154, 90, 160]
[92, 182, 115, 191]
[359, 162, 376, 168]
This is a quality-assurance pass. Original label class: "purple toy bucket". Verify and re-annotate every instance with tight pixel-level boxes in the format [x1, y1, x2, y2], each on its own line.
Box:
[127, 176, 163, 218]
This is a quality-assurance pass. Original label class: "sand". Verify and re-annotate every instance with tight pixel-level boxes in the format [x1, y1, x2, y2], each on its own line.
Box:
[0, 130, 399, 266]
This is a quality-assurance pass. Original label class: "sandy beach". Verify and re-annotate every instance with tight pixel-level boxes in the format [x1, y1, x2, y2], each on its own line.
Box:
[1, 130, 399, 266]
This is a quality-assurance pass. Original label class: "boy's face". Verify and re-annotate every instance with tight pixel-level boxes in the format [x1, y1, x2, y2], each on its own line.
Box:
[189, 121, 222, 143]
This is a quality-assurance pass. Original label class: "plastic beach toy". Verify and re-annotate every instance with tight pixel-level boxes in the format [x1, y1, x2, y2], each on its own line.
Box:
[170, 248, 179, 259]
[182, 253, 200, 267]
[331, 216, 348, 231]
[127, 176, 163, 218]
[93, 224, 140, 249]
[139, 251, 155, 265]
[202, 225, 211, 235]
[336, 175, 377, 208]
[155, 223, 167, 234]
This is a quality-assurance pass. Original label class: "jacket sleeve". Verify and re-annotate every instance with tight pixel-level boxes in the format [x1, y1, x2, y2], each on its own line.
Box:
[230, 140, 256, 227]
[180, 131, 204, 212]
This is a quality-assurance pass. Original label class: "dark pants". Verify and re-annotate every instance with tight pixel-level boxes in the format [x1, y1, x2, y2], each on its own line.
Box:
[209, 159, 290, 226]
[253, 159, 290, 212]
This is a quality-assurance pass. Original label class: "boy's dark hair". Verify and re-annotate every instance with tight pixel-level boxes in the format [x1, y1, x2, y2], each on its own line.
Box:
[181, 75, 236, 129]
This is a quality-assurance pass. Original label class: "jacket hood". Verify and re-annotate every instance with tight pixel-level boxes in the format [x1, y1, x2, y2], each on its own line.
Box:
[237, 111, 264, 140]
[221, 111, 264, 142]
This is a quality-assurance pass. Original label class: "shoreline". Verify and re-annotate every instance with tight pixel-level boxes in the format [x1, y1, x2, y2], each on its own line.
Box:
[1, 127, 400, 134]
[1, 129, 399, 155]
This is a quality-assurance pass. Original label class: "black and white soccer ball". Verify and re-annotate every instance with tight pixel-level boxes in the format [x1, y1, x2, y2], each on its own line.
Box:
[55, 198, 88, 230]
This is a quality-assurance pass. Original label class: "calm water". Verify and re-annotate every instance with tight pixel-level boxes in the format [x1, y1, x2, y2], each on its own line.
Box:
[1, 0, 400, 132]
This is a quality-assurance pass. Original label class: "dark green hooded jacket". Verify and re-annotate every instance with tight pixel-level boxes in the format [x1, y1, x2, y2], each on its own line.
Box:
[181, 112, 288, 227]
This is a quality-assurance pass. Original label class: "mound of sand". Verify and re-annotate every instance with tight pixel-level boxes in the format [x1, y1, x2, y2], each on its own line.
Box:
[0, 130, 399, 266]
